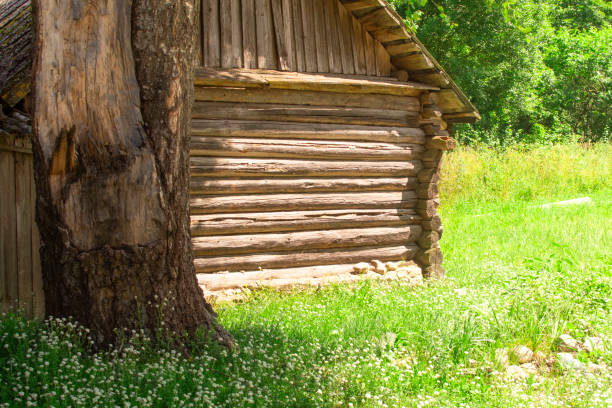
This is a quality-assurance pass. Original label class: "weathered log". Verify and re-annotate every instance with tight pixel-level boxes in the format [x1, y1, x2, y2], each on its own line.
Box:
[194, 67, 438, 96]
[426, 136, 457, 151]
[190, 191, 418, 214]
[194, 244, 420, 273]
[420, 92, 438, 106]
[197, 262, 420, 292]
[415, 183, 438, 199]
[190, 157, 423, 178]
[417, 167, 441, 183]
[193, 86, 421, 111]
[198, 263, 359, 291]
[421, 214, 442, 232]
[422, 264, 445, 280]
[190, 177, 418, 195]
[191, 137, 424, 160]
[416, 199, 440, 219]
[192, 119, 426, 144]
[393, 70, 410, 82]
[193, 225, 422, 256]
[417, 231, 439, 248]
[192, 101, 419, 127]
[190, 208, 420, 236]
[423, 124, 448, 137]
[420, 106, 443, 121]
[422, 149, 443, 166]
[415, 247, 443, 266]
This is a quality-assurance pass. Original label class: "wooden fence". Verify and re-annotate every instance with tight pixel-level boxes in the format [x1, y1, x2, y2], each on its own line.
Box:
[0, 132, 44, 318]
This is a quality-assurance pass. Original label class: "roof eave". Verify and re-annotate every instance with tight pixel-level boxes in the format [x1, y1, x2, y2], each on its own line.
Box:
[341, 0, 480, 123]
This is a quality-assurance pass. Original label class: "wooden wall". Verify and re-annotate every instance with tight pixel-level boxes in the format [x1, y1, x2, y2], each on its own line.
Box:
[191, 71, 427, 285]
[0, 133, 44, 318]
[200, 0, 394, 76]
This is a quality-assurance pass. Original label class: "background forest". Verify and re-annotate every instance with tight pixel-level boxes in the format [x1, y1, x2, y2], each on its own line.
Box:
[390, 0, 612, 145]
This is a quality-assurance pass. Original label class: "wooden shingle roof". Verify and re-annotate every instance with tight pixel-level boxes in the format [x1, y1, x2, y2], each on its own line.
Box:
[341, 0, 479, 122]
[0, 0, 32, 107]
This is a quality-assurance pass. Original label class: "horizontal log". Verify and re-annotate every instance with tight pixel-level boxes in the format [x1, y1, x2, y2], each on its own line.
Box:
[192, 225, 422, 256]
[192, 119, 426, 144]
[444, 112, 480, 123]
[194, 68, 438, 96]
[194, 86, 421, 111]
[192, 101, 419, 127]
[191, 137, 425, 161]
[194, 244, 420, 273]
[191, 157, 423, 178]
[190, 191, 418, 214]
[200, 263, 424, 293]
[198, 263, 360, 291]
[190, 177, 418, 195]
[191, 209, 420, 236]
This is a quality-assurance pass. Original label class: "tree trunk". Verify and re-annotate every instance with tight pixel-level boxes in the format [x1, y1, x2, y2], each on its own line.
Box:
[31, 0, 233, 347]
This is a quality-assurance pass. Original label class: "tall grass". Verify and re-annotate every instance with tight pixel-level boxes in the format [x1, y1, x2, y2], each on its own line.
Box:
[1, 143, 610, 407]
[440, 143, 611, 207]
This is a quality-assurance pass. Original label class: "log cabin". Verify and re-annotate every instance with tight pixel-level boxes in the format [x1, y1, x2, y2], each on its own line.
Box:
[1, 0, 479, 309]
[192, 0, 479, 294]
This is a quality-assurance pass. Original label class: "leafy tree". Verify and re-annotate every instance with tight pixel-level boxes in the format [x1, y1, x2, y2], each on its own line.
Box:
[390, 0, 612, 144]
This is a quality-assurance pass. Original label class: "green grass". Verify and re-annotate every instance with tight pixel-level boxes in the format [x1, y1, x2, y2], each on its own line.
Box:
[440, 143, 610, 208]
[1, 144, 611, 407]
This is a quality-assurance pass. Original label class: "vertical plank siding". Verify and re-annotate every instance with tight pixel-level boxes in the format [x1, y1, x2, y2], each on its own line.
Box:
[241, 0, 258, 68]
[200, 0, 395, 76]
[0, 134, 43, 317]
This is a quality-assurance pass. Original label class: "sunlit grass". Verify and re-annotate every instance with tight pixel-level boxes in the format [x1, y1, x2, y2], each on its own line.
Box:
[1, 143, 611, 407]
[440, 143, 610, 208]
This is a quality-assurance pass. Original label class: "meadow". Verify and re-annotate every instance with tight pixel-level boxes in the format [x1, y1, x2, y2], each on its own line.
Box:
[1, 143, 610, 407]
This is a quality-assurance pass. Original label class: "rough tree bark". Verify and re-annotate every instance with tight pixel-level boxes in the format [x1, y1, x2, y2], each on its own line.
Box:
[31, 0, 233, 347]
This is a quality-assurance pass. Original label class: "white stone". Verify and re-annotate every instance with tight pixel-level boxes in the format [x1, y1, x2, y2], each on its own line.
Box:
[372, 260, 386, 274]
[353, 262, 371, 274]
[520, 363, 538, 375]
[512, 345, 534, 364]
[556, 334, 582, 352]
[385, 261, 402, 271]
[506, 365, 528, 379]
[534, 351, 548, 366]
[584, 336, 604, 353]
[557, 352, 585, 371]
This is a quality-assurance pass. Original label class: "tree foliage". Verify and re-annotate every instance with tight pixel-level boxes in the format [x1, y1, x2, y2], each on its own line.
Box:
[390, 0, 612, 144]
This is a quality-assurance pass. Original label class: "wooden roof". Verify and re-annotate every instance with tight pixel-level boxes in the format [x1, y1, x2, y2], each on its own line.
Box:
[0, 0, 32, 107]
[340, 0, 479, 122]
